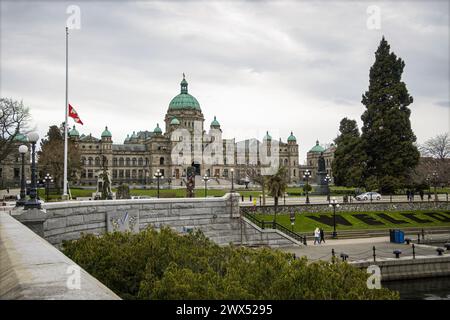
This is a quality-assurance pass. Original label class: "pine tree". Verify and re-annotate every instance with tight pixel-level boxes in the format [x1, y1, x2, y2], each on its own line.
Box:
[360, 37, 419, 194]
[332, 118, 365, 187]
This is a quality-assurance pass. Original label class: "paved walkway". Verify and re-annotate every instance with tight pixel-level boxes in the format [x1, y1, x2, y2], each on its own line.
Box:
[279, 236, 448, 262]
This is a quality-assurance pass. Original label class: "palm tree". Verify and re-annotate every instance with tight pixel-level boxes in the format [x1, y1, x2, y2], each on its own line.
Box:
[267, 166, 288, 223]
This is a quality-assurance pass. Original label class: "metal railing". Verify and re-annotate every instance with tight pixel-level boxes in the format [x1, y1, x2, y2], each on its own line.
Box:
[243, 210, 307, 244]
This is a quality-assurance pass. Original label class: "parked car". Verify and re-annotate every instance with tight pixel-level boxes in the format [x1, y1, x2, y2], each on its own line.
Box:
[355, 192, 381, 201]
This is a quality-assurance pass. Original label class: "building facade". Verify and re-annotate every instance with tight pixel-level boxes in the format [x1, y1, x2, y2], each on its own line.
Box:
[70, 76, 301, 187]
[0, 134, 31, 189]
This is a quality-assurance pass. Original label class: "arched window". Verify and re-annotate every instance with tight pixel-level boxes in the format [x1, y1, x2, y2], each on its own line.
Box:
[119, 158, 124, 166]
[81, 157, 86, 165]
[284, 159, 288, 165]
[293, 169, 296, 177]
[132, 158, 137, 166]
[126, 158, 130, 166]
[160, 157, 164, 165]
[113, 158, 117, 167]
[88, 157, 93, 166]
[95, 157, 100, 166]
[138, 158, 143, 166]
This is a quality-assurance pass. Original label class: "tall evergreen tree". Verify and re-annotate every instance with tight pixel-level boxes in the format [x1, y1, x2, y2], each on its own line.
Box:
[332, 118, 365, 187]
[360, 37, 419, 193]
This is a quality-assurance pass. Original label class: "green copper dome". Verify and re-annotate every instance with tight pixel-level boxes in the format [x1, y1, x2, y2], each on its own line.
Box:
[264, 131, 272, 141]
[287, 131, 296, 142]
[69, 125, 79, 137]
[13, 133, 28, 142]
[101, 126, 112, 137]
[210, 116, 220, 127]
[170, 117, 180, 125]
[154, 123, 162, 134]
[309, 140, 325, 153]
[168, 74, 201, 111]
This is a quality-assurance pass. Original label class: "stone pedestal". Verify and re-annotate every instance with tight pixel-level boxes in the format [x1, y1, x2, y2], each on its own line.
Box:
[314, 171, 330, 195]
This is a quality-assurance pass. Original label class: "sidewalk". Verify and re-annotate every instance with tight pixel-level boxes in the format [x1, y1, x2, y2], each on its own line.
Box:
[279, 236, 445, 262]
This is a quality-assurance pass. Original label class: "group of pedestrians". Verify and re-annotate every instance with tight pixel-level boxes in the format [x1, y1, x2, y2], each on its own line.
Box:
[313, 227, 325, 245]
[407, 189, 432, 202]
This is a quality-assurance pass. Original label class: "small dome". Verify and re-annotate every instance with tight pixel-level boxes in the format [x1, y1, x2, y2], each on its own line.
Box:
[210, 116, 220, 127]
[101, 126, 112, 137]
[124, 134, 130, 142]
[287, 131, 296, 142]
[264, 131, 272, 141]
[309, 140, 325, 153]
[69, 125, 79, 137]
[154, 123, 162, 134]
[131, 131, 137, 139]
[13, 133, 28, 142]
[170, 117, 180, 125]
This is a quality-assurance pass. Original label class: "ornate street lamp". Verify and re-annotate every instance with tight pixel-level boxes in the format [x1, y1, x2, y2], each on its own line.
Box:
[290, 212, 296, 232]
[230, 168, 235, 192]
[24, 132, 41, 210]
[329, 197, 340, 238]
[44, 173, 53, 202]
[324, 174, 331, 203]
[154, 169, 163, 198]
[16, 144, 28, 207]
[303, 170, 311, 204]
[202, 174, 210, 197]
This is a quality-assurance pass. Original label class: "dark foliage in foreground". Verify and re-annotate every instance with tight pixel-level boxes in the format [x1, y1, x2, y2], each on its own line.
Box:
[62, 228, 399, 300]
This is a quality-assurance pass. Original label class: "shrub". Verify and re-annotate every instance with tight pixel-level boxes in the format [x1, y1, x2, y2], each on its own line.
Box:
[62, 227, 399, 300]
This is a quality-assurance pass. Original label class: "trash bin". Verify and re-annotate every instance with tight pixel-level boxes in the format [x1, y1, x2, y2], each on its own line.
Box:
[397, 230, 404, 243]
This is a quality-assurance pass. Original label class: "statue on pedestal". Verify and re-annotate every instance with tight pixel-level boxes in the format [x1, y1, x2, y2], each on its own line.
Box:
[315, 152, 329, 195]
[186, 166, 195, 198]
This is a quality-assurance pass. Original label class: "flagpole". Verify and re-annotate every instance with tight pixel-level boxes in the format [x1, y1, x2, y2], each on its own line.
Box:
[63, 26, 69, 197]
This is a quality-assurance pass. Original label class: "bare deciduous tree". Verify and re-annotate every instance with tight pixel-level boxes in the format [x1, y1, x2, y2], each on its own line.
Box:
[0, 98, 31, 163]
[420, 133, 450, 160]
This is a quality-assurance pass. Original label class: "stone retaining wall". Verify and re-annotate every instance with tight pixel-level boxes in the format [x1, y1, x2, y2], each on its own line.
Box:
[0, 212, 120, 300]
[13, 193, 297, 247]
[351, 255, 450, 281]
[245, 201, 450, 214]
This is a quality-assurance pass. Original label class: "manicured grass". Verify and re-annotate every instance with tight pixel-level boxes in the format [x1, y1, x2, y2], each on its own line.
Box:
[254, 210, 450, 233]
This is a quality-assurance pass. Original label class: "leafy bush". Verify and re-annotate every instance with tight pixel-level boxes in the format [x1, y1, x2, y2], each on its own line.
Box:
[62, 228, 399, 300]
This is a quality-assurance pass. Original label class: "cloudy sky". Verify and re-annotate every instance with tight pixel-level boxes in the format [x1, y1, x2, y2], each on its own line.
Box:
[1, 0, 449, 163]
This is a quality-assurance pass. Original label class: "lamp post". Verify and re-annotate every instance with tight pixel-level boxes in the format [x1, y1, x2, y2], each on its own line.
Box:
[324, 174, 331, 203]
[230, 168, 235, 192]
[432, 171, 438, 201]
[16, 145, 28, 207]
[202, 174, 210, 197]
[303, 170, 311, 204]
[329, 197, 340, 238]
[44, 173, 53, 202]
[154, 169, 163, 198]
[290, 212, 296, 232]
[24, 132, 41, 210]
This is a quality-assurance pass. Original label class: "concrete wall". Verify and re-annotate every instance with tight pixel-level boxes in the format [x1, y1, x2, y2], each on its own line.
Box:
[246, 201, 450, 214]
[0, 212, 120, 300]
[13, 193, 297, 248]
[351, 255, 450, 281]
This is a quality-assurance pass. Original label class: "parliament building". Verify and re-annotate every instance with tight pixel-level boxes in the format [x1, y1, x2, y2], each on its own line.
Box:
[68, 76, 331, 187]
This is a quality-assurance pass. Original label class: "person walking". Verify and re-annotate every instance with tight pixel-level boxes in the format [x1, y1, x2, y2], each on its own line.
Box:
[319, 228, 325, 244]
[419, 190, 424, 201]
[406, 190, 411, 202]
[314, 227, 320, 245]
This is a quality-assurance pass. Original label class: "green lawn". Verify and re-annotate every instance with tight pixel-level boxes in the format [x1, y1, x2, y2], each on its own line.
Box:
[254, 210, 450, 233]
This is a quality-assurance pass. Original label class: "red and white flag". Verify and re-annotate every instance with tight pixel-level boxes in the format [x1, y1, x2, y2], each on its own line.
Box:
[68, 104, 83, 125]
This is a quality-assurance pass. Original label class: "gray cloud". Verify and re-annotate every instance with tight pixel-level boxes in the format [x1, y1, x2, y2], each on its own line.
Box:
[0, 0, 448, 163]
